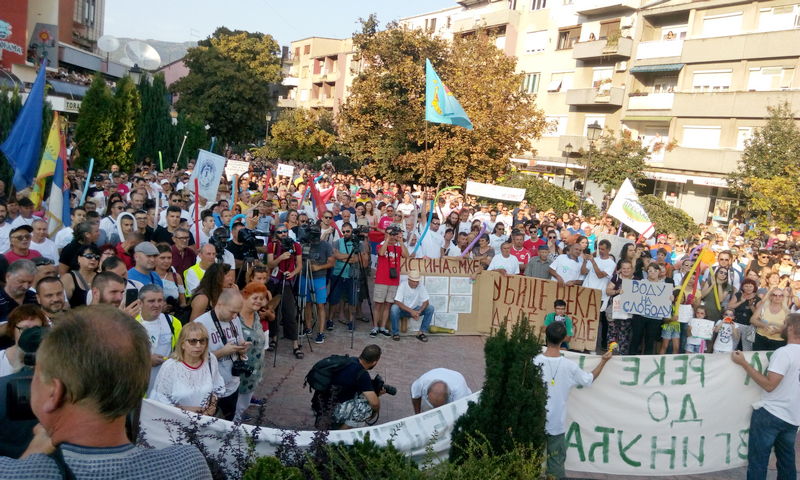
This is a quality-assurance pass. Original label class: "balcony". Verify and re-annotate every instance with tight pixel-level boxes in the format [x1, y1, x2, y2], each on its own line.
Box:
[573, 37, 633, 60]
[577, 0, 638, 16]
[566, 86, 626, 107]
[662, 147, 742, 174]
[627, 92, 674, 110]
[558, 135, 590, 151]
[635, 40, 683, 60]
[452, 7, 521, 32]
[277, 97, 296, 108]
[682, 29, 800, 63]
[282, 76, 299, 87]
[671, 90, 800, 118]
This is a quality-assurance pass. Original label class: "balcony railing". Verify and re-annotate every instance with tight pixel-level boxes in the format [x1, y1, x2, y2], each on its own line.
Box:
[627, 92, 675, 110]
[566, 86, 626, 107]
[635, 40, 683, 60]
[573, 37, 633, 60]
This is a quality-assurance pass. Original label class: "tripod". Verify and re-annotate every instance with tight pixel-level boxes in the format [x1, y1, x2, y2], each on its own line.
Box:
[297, 243, 321, 349]
[328, 236, 375, 349]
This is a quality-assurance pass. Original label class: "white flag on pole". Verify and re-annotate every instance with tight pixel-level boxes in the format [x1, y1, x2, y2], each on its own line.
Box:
[607, 178, 655, 238]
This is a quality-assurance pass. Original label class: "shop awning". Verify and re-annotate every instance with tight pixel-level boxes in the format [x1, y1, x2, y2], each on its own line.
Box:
[630, 63, 684, 73]
[47, 79, 89, 99]
[644, 170, 729, 188]
[623, 115, 672, 122]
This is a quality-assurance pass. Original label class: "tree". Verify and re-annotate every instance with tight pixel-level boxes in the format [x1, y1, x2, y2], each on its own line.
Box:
[584, 129, 654, 195]
[449, 316, 547, 464]
[75, 74, 116, 169]
[500, 172, 597, 215]
[257, 108, 336, 162]
[729, 102, 800, 231]
[172, 27, 282, 145]
[638, 194, 699, 239]
[108, 76, 140, 171]
[173, 113, 210, 168]
[338, 19, 546, 185]
[134, 73, 174, 165]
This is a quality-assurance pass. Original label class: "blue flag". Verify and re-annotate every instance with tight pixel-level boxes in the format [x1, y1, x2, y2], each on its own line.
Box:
[1, 61, 47, 191]
[425, 59, 473, 130]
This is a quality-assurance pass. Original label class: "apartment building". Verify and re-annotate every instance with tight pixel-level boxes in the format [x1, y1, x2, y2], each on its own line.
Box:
[279, 37, 358, 115]
[398, 0, 800, 223]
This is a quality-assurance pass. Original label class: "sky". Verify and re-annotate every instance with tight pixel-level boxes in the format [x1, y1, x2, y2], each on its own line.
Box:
[104, 0, 457, 45]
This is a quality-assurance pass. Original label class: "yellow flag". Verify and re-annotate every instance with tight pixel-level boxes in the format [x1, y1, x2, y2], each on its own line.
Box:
[30, 112, 60, 208]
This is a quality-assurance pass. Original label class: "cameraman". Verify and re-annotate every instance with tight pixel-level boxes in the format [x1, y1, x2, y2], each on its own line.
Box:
[299, 222, 335, 344]
[330, 223, 369, 329]
[0, 326, 44, 458]
[266, 226, 303, 359]
[325, 344, 385, 430]
[372, 226, 409, 338]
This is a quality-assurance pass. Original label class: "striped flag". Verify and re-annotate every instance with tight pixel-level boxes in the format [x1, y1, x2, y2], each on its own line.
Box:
[30, 112, 61, 208]
[46, 125, 71, 237]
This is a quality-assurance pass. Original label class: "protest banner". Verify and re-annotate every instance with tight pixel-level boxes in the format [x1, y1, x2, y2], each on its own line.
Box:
[188, 149, 226, 201]
[564, 351, 763, 475]
[276, 163, 295, 177]
[465, 180, 525, 202]
[597, 233, 633, 260]
[224, 159, 249, 178]
[619, 278, 673, 318]
[141, 352, 766, 476]
[608, 179, 655, 239]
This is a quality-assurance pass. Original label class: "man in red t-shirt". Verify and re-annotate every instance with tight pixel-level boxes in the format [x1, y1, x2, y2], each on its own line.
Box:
[509, 230, 532, 273]
[4, 225, 42, 263]
[266, 227, 303, 359]
[373, 226, 408, 337]
[523, 222, 546, 256]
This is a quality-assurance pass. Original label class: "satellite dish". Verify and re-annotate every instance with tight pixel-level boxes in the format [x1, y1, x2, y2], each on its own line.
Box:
[124, 40, 161, 70]
[97, 35, 120, 53]
[118, 56, 135, 67]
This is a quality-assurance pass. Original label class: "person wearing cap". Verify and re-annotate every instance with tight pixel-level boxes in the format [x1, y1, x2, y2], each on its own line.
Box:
[9, 197, 41, 230]
[128, 242, 164, 288]
[4, 225, 42, 263]
[389, 270, 434, 342]
[525, 243, 553, 280]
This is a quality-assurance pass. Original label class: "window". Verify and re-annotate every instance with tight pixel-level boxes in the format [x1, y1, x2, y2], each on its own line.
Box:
[304, 45, 311, 55]
[584, 115, 606, 135]
[747, 67, 794, 90]
[599, 20, 621, 39]
[496, 35, 507, 50]
[692, 70, 732, 92]
[592, 67, 613, 87]
[557, 26, 581, 50]
[531, 0, 547, 10]
[758, 5, 800, 31]
[681, 126, 721, 148]
[547, 72, 573, 92]
[301, 66, 309, 78]
[661, 24, 688, 40]
[522, 73, 540, 93]
[544, 116, 568, 137]
[425, 18, 437, 33]
[524, 31, 548, 54]
[653, 76, 678, 93]
[702, 12, 742, 37]
[294, 47, 300, 58]
[736, 127, 753, 150]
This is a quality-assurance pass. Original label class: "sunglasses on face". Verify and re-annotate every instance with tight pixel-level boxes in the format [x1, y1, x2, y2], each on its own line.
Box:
[11, 234, 31, 241]
[185, 338, 208, 345]
[82, 253, 100, 260]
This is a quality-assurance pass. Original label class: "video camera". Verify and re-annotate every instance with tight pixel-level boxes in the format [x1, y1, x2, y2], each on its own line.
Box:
[371, 374, 397, 396]
[237, 226, 267, 261]
[209, 227, 230, 260]
[353, 224, 370, 240]
[296, 221, 322, 245]
[6, 327, 46, 421]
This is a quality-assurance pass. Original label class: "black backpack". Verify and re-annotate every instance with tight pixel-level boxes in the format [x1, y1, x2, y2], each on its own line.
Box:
[304, 354, 353, 392]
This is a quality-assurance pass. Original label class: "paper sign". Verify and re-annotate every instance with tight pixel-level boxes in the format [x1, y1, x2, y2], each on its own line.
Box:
[424, 276, 449, 295]
[465, 180, 525, 202]
[188, 149, 226, 202]
[619, 278, 672, 318]
[597, 233, 633, 261]
[277, 163, 295, 177]
[678, 304, 694, 324]
[611, 296, 630, 320]
[449, 277, 473, 295]
[225, 159, 249, 178]
[448, 295, 472, 314]
[689, 318, 715, 340]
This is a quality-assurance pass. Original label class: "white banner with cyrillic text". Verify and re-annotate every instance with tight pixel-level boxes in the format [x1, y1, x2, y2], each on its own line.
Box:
[564, 351, 764, 476]
[465, 180, 525, 202]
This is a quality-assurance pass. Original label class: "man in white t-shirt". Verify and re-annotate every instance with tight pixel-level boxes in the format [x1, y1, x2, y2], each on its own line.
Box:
[410, 368, 472, 414]
[549, 243, 585, 286]
[194, 289, 249, 421]
[389, 270, 434, 342]
[413, 216, 443, 259]
[534, 322, 612, 480]
[30, 219, 58, 264]
[487, 241, 520, 275]
[135, 285, 181, 397]
[580, 239, 617, 352]
[732, 313, 800, 480]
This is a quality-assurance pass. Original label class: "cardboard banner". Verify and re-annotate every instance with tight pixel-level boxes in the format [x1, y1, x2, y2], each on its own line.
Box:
[276, 163, 295, 177]
[597, 233, 633, 261]
[619, 279, 672, 318]
[224, 159, 249, 178]
[188, 149, 226, 202]
[400, 256, 482, 278]
[608, 179, 655, 238]
[465, 180, 525, 202]
[565, 351, 763, 475]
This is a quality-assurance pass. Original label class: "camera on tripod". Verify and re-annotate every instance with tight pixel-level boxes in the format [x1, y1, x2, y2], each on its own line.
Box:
[210, 227, 229, 259]
[237, 226, 267, 260]
[297, 222, 322, 245]
[353, 224, 370, 240]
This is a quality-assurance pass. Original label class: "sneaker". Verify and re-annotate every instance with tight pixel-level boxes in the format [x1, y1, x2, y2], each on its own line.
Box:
[314, 333, 325, 344]
[379, 328, 391, 337]
[347, 322, 354, 332]
[369, 328, 378, 338]
[326, 320, 334, 331]
[302, 328, 312, 336]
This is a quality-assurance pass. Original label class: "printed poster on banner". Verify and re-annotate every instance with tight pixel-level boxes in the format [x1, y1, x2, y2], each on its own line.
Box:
[465, 180, 525, 202]
[188, 149, 226, 202]
[619, 278, 672, 318]
[597, 233, 633, 260]
[224, 159, 249, 178]
[608, 178, 655, 238]
[276, 163, 295, 178]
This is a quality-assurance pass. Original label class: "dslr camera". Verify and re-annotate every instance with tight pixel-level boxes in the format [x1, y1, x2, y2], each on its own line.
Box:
[231, 359, 255, 377]
[372, 374, 397, 396]
[385, 225, 403, 237]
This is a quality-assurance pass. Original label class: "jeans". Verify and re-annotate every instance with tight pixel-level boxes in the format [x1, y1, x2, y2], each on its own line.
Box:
[747, 407, 798, 480]
[546, 433, 566, 479]
[390, 304, 433, 335]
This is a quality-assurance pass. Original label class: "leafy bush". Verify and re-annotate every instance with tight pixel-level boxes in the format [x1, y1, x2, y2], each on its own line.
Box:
[304, 433, 423, 480]
[448, 316, 547, 464]
[638, 194, 699, 239]
[499, 173, 597, 215]
[430, 434, 544, 479]
[243, 456, 303, 480]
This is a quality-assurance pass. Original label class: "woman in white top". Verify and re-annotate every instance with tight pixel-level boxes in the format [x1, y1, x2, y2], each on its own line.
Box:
[489, 223, 509, 252]
[0, 305, 47, 376]
[151, 322, 225, 415]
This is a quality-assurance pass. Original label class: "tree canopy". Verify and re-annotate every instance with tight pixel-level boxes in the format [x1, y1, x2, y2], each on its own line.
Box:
[171, 27, 282, 145]
[134, 73, 174, 165]
[583, 129, 652, 195]
[258, 108, 336, 163]
[338, 18, 546, 185]
[75, 74, 120, 170]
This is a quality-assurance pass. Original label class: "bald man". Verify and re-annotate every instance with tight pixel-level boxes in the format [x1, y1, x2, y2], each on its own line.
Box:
[410, 368, 472, 414]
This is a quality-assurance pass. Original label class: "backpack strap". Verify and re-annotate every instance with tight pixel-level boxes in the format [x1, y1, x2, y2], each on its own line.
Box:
[49, 447, 76, 480]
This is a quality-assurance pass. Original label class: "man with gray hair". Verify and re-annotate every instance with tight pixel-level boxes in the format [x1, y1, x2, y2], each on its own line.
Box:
[410, 368, 473, 414]
[30, 219, 58, 264]
[135, 284, 182, 397]
[0, 259, 38, 326]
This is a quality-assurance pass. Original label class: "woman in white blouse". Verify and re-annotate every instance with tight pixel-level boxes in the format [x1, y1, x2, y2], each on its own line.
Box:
[151, 322, 224, 415]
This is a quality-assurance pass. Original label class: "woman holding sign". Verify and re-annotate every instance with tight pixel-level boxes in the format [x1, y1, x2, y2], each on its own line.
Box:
[629, 263, 670, 355]
[605, 260, 635, 355]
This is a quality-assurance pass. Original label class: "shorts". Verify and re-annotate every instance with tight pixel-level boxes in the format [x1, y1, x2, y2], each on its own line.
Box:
[373, 283, 398, 303]
[298, 276, 327, 304]
[661, 329, 680, 340]
[329, 277, 358, 305]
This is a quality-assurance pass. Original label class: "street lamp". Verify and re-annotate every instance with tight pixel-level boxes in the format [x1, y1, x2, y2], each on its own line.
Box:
[129, 64, 142, 85]
[562, 142, 573, 188]
[579, 121, 602, 214]
[265, 112, 273, 145]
